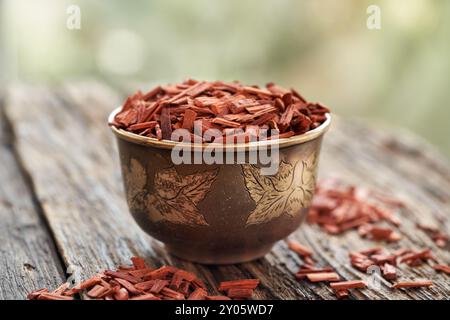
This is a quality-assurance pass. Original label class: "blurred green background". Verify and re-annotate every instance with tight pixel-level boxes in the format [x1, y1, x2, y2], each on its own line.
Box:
[1, 0, 449, 156]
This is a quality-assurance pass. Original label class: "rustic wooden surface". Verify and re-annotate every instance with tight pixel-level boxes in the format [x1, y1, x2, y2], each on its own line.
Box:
[0, 97, 64, 299]
[1, 82, 449, 300]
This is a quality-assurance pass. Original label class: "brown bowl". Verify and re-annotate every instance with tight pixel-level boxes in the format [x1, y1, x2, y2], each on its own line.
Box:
[109, 108, 331, 264]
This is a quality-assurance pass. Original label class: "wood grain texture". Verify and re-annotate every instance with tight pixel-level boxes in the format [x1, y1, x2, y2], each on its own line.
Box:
[0, 99, 65, 300]
[3, 83, 450, 300]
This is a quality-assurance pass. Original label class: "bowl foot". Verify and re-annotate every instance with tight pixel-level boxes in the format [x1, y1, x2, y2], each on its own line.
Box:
[165, 243, 274, 265]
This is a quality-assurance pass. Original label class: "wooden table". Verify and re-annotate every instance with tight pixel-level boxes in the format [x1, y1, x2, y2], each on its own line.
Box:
[1, 82, 449, 300]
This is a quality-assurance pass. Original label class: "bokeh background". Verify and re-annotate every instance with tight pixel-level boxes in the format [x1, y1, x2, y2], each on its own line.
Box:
[1, 0, 449, 156]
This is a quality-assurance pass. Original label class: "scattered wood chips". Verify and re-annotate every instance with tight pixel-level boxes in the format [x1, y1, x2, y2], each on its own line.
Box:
[348, 246, 437, 281]
[288, 239, 366, 299]
[288, 239, 444, 298]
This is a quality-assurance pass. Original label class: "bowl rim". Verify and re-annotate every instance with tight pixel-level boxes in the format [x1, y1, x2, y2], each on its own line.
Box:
[108, 106, 331, 151]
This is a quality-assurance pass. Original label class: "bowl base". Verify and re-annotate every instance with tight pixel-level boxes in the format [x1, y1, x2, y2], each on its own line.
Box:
[165, 243, 274, 265]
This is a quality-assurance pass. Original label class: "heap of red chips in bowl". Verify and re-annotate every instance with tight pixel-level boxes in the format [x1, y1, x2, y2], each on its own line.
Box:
[110, 79, 330, 142]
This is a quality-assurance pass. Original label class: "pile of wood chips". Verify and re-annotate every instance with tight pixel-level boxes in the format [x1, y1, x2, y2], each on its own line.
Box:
[308, 178, 448, 248]
[110, 79, 330, 142]
[308, 179, 405, 241]
[27, 257, 259, 300]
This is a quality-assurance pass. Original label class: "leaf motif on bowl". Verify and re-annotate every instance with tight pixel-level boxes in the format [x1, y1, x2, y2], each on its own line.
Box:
[122, 159, 218, 226]
[123, 158, 147, 202]
[242, 151, 318, 225]
[148, 167, 218, 226]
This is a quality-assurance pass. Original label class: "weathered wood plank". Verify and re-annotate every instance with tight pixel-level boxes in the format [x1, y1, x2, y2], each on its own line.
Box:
[0, 98, 65, 300]
[4, 83, 449, 299]
[4, 85, 168, 286]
